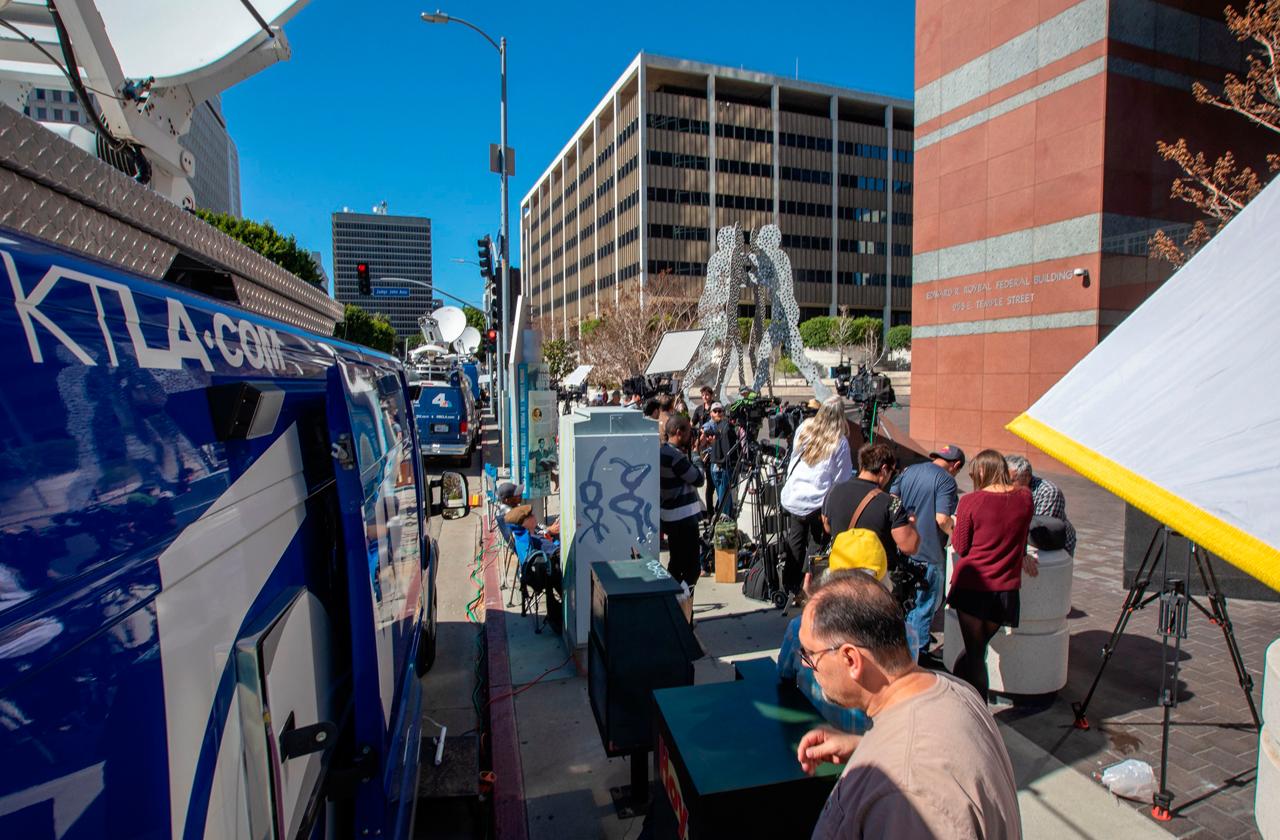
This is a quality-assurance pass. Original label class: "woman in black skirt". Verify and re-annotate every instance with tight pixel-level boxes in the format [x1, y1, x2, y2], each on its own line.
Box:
[947, 449, 1035, 698]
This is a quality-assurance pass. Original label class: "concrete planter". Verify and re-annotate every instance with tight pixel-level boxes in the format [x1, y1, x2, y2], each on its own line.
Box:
[1257, 638, 1280, 837]
[944, 545, 1074, 695]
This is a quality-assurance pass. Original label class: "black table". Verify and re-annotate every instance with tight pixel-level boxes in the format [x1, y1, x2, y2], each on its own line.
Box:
[649, 678, 840, 838]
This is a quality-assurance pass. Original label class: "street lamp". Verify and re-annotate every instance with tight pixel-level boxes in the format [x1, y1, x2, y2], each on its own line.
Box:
[421, 9, 514, 476]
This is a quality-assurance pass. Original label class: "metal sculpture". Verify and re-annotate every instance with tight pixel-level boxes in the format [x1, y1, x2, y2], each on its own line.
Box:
[684, 224, 830, 401]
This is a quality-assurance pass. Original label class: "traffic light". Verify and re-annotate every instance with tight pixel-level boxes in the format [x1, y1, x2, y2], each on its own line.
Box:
[357, 262, 371, 295]
[484, 327, 498, 354]
[477, 237, 493, 279]
[488, 284, 502, 333]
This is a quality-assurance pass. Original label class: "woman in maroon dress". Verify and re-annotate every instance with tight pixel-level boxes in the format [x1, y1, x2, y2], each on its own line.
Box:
[947, 449, 1035, 698]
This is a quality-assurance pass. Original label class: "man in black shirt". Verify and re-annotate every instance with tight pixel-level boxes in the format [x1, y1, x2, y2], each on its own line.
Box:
[822, 442, 919, 564]
[690, 386, 717, 514]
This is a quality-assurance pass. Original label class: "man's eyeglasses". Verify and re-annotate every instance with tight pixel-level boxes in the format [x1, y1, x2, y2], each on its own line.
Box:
[711, 408, 724, 414]
[798, 643, 843, 670]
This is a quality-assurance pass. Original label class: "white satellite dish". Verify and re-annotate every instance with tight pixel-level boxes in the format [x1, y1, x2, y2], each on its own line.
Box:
[431, 306, 467, 344]
[458, 326, 481, 355]
[563, 365, 594, 388]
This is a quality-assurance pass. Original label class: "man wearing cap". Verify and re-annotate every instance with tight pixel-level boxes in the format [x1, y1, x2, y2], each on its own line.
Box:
[890, 445, 965, 663]
[498, 482, 559, 538]
[705, 402, 739, 518]
[496, 481, 523, 519]
[505, 503, 559, 556]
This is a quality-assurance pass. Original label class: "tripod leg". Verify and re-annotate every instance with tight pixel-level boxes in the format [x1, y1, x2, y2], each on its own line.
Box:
[1072, 528, 1162, 729]
[1196, 549, 1262, 728]
[1152, 576, 1187, 821]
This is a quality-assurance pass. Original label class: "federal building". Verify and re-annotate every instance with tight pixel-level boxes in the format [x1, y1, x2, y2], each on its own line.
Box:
[520, 53, 915, 338]
[908, 0, 1275, 466]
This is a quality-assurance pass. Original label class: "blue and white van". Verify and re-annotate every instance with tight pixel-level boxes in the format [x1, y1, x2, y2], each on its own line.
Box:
[412, 372, 476, 464]
[0, 227, 456, 839]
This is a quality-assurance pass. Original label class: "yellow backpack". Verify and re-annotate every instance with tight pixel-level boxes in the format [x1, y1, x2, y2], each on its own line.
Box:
[828, 488, 889, 581]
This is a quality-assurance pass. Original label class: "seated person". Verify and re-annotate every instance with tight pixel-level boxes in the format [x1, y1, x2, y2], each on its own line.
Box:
[496, 481, 522, 518]
[505, 503, 559, 556]
[778, 567, 871, 735]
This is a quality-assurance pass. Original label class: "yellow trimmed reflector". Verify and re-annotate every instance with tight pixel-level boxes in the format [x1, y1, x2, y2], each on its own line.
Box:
[1007, 413, 1280, 593]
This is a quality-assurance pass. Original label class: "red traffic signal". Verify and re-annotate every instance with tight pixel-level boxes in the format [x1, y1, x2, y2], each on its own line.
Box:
[357, 262, 371, 295]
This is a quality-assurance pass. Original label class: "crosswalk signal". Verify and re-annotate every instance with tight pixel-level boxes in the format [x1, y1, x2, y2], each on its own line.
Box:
[477, 237, 493, 280]
[357, 262, 371, 295]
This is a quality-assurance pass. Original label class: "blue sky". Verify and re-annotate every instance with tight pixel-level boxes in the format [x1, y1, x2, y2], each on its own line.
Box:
[223, 1, 914, 309]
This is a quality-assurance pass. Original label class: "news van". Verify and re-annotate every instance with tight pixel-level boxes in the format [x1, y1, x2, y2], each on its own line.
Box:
[0, 227, 466, 839]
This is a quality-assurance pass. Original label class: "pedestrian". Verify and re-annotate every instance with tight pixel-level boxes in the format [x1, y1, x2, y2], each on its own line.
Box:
[796, 571, 1022, 839]
[706, 402, 739, 518]
[691, 385, 715, 428]
[780, 396, 854, 603]
[659, 415, 709, 595]
[673, 392, 689, 417]
[609, 389, 622, 406]
[656, 394, 675, 440]
[1005, 454, 1076, 555]
[822, 442, 919, 588]
[890, 445, 965, 663]
[948, 449, 1035, 699]
[690, 386, 717, 513]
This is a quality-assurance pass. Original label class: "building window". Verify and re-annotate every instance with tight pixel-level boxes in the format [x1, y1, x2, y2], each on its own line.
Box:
[68, 91, 77, 105]
[35, 89, 45, 100]
[51, 90, 61, 102]
[37, 107, 47, 120]
[68, 110, 78, 123]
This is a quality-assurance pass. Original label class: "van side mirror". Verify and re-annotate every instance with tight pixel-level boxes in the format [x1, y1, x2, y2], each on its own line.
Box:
[437, 471, 469, 519]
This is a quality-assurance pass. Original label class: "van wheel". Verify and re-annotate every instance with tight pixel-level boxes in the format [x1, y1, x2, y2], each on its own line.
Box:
[416, 584, 438, 676]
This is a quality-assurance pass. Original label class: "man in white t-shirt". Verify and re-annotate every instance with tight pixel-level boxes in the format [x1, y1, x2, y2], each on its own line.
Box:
[796, 571, 1021, 839]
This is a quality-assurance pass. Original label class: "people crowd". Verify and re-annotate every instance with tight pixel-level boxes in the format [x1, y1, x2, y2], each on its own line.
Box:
[518, 376, 1083, 836]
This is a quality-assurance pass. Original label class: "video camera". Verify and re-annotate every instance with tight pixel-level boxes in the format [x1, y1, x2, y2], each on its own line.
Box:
[767, 399, 819, 442]
[727, 390, 780, 429]
[622, 372, 681, 401]
[835, 363, 896, 405]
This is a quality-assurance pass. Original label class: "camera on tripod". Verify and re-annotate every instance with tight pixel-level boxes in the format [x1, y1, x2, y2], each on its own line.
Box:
[727, 390, 780, 428]
[835, 363, 896, 405]
[622, 372, 681, 401]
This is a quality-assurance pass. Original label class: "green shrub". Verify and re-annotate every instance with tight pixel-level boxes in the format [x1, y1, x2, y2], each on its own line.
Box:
[887, 324, 912, 351]
[776, 356, 798, 374]
[798, 316, 835, 348]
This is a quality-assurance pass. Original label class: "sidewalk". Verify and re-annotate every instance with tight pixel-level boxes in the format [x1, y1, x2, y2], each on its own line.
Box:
[479, 405, 1277, 838]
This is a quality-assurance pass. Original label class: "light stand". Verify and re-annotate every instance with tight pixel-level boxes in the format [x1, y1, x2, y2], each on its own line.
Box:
[1070, 525, 1260, 820]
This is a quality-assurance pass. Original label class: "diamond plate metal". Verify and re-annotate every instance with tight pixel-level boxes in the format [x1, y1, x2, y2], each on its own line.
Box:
[0, 167, 177, 277]
[0, 106, 342, 331]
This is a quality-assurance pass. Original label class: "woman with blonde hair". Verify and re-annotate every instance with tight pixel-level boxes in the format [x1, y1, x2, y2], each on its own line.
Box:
[779, 396, 853, 602]
[948, 448, 1034, 699]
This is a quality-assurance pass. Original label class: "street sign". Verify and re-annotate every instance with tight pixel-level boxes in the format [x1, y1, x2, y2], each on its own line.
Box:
[489, 144, 516, 176]
[372, 287, 411, 298]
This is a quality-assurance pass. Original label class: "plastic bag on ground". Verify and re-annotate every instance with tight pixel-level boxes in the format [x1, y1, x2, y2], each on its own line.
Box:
[1097, 758, 1156, 801]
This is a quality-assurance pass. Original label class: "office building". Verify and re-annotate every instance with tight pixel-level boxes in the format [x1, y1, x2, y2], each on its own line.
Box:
[179, 95, 241, 216]
[310, 251, 330, 296]
[908, 0, 1274, 466]
[331, 208, 432, 338]
[521, 53, 914, 339]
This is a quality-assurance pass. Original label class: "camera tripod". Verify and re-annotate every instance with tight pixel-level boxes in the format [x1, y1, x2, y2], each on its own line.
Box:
[1070, 525, 1260, 821]
[699, 422, 788, 606]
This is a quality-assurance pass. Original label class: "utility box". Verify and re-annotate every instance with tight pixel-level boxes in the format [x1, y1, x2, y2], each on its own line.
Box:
[589, 560, 700, 756]
[558, 406, 661, 651]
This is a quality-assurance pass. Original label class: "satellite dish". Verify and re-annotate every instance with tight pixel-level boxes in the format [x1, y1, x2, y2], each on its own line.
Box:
[458, 326, 481, 355]
[431, 306, 467, 344]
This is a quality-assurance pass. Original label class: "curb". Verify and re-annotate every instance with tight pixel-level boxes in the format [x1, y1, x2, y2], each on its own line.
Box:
[483, 507, 528, 839]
